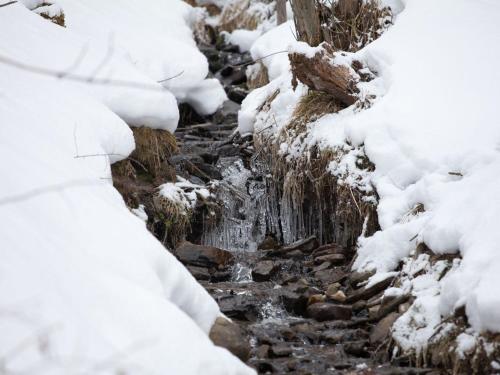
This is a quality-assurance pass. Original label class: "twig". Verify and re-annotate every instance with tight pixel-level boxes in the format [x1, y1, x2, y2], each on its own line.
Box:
[349, 185, 363, 216]
[0, 53, 182, 91]
[229, 50, 289, 68]
[0, 1, 16, 8]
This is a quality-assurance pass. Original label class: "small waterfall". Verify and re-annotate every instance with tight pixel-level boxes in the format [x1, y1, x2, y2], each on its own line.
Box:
[202, 156, 267, 252]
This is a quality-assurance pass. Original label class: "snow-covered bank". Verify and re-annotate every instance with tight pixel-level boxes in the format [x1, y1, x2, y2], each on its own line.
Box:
[238, 0, 500, 360]
[0, 3, 252, 374]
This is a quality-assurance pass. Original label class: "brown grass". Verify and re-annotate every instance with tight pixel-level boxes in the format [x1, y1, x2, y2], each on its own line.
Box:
[34, 3, 66, 27]
[130, 126, 178, 182]
[320, 0, 392, 52]
[218, 0, 266, 33]
[153, 192, 192, 247]
[254, 90, 378, 248]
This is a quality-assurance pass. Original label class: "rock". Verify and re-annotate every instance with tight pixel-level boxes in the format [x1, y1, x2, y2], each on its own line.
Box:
[252, 260, 278, 282]
[348, 269, 376, 288]
[228, 69, 247, 85]
[314, 269, 347, 284]
[307, 294, 326, 306]
[313, 261, 332, 272]
[270, 343, 293, 358]
[370, 312, 400, 344]
[399, 302, 411, 314]
[284, 249, 305, 259]
[210, 269, 232, 282]
[282, 236, 319, 254]
[209, 317, 251, 362]
[255, 344, 270, 358]
[346, 275, 396, 304]
[368, 305, 380, 319]
[307, 303, 352, 321]
[329, 290, 347, 303]
[352, 300, 367, 313]
[314, 253, 345, 265]
[258, 236, 279, 250]
[281, 289, 309, 316]
[226, 86, 248, 104]
[186, 265, 210, 281]
[343, 340, 369, 357]
[175, 241, 234, 269]
[218, 294, 260, 321]
[325, 283, 341, 297]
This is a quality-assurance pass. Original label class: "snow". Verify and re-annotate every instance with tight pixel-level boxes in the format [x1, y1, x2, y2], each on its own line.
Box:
[238, 0, 500, 353]
[0, 3, 253, 375]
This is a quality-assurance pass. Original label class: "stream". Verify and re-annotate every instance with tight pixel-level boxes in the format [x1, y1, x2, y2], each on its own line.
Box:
[169, 43, 437, 375]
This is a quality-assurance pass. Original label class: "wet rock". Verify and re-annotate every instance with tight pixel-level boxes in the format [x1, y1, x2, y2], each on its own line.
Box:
[209, 317, 251, 362]
[196, 162, 223, 180]
[282, 236, 319, 254]
[314, 253, 345, 265]
[346, 275, 396, 304]
[228, 69, 247, 85]
[348, 269, 376, 288]
[211, 100, 239, 124]
[252, 260, 279, 282]
[307, 303, 352, 321]
[255, 344, 270, 358]
[218, 294, 260, 322]
[175, 241, 234, 268]
[370, 312, 400, 344]
[270, 343, 293, 358]
[352, 300, 367, 313]
[186, 265, 211, 281]
[343, 340, 370, 357]
[226, 86, 248, 103]
[284, 249, 305, 259]
[325, 283, 341, 297]
[281, 289, 309, 316]
[258, 235, 279, 250]
[210, 269, 232, 282]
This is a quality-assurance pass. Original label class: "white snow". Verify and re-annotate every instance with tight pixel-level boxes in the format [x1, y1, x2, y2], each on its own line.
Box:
[0, 3, 253, 375]
[238, 0, 500, 353]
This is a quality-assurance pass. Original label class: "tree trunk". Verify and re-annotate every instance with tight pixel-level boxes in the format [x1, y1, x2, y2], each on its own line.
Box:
[276, 0, 287, 25]
[290, 0, 322, 46]
[289, 46, 361, 106]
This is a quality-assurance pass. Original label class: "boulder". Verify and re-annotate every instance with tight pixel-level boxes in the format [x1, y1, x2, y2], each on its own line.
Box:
[209, 317, 251, 362]
[252, 260, 278, 282]
[307, 302, 352, 321]
[218, 294, 260, 322]
[175, 241, 234, 269]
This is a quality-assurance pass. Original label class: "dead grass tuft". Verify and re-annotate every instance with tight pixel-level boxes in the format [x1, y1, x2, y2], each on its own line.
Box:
[131, 126, 178, 182]
[218, 0, 267, 33]
[153, 193, 192, 248]
[320, 0, 392, 52]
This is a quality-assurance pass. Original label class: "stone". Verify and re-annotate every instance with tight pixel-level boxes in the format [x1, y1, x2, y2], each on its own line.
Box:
[307, 294, 326, 306]
[186, 265, 210, 281]
[370, 312, 400, 344]
[218, 294, 260, 322]
[343, 340, 369, 357]
[329, 290, 347, 303]
[280, 289, 309, 316]
[368, 305, 380, 319]
[255, 344, 270, 358]
[252, 260, 278, 282]
[209, 317, 251, 362]
[325, 283, 341, 297]
[313, 261, 332, 272]
[314, 253, 345, 265]
[399, 302, 411, 314]
[314, 269, 347, 284]
[258, 235, 279, 250]
[282, 236, 319, 254]
[284, 249, 305, 259]
[270, 343, 293, 358]
[352, 300, 367, 313]
[307, 303, 352, 321]
[175, 241, 234, 269]
[348, 269, 376, 288]
[346, 275, 396, 304]
[226, 86, 248, 104]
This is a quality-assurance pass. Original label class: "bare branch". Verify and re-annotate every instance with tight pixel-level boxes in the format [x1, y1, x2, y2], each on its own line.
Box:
[0, 1, 17, 8]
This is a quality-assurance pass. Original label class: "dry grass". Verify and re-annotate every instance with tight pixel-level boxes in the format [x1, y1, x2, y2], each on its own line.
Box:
[131, 126, 178, 181]
[33, 3, 66, 27]
[320, 0, 392, 52]
[280, 90, 344, 138]
[218, 0, 266, 33]
[153, 193, 192, 247]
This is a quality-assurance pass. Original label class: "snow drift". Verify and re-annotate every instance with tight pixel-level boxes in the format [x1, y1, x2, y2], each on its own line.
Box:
[0, 3, 252, 374]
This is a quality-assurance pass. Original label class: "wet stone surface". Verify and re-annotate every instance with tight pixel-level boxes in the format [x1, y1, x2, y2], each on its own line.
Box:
[171, 41, 440, 374]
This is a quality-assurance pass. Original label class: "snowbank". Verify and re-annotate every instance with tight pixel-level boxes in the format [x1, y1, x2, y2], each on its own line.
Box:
[239, 0, 500, 351]
[0, 4, 253, 375]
